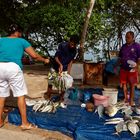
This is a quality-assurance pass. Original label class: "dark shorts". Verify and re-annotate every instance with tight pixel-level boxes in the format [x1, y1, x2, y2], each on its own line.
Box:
[120, 69, 138, 85]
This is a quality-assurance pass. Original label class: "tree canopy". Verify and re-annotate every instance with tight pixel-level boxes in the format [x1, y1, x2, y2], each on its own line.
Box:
[0, 0, 140, 60]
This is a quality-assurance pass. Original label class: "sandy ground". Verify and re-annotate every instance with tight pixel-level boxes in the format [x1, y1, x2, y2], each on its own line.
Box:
[2, 64, 120, 140]
[2, 64, 73, 140]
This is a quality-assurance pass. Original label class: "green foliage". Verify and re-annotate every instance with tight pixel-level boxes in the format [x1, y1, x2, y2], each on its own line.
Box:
[47, 70, 65, 92]
[0, 0, 140, 60]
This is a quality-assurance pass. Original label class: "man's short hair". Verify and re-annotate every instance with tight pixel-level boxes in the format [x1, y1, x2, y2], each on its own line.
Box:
[8, 24, 23, 35]
[70, 35, 79, 44]
[126, 31, 134, 38]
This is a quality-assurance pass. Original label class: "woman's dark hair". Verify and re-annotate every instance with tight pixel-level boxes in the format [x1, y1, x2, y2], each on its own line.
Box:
[8, 24, 23, 35]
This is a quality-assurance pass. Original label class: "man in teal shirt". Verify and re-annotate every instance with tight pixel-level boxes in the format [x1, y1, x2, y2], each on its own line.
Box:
[0, 24, 49, 129]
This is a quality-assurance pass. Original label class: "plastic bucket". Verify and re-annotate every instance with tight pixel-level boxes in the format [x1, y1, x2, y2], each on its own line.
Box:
[93, 94, 109, 107]
[102, 88, 118, 105]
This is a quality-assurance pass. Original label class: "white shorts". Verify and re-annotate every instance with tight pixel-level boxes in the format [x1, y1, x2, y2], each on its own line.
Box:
[0, 62, 27, 97]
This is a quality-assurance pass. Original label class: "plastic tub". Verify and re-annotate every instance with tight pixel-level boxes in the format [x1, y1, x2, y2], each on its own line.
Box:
[93, 94, 109, 107]
[103, 88, 117, 91]
[102, 88, 118, 105]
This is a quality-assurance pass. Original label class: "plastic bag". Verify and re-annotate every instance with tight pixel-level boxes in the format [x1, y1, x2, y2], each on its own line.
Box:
[63, 88, 82, 105]
[62, 72, 73, 89]
[47, 69, 73, 91]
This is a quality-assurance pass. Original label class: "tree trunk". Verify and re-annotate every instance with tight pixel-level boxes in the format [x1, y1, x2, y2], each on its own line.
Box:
[107, 37, 110, 60]
[79, 0, 96, 61]
[118, 29, 122, 49]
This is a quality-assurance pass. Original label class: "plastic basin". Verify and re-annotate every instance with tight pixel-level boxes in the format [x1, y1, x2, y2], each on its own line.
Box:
[93, 94, 109, 107]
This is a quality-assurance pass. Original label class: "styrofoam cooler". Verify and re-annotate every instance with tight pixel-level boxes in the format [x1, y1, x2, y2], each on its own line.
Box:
[102, 88, 118, 105]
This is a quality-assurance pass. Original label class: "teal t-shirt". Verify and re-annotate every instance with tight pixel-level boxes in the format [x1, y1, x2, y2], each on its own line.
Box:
[0, 37, 31, 69]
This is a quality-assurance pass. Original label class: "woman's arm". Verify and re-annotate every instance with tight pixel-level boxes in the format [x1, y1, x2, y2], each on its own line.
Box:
[25, 46, 49, 64]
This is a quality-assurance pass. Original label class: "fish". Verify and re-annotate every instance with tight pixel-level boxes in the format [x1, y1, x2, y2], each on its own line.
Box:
[126, 119, 139, 124]
[105, 120, 124, 125]
[33, 102, 44, 112]
[41, 105, 53, 112]
[137, 122, 140, 128]
[95, 105, 104, 118]
[113, 121, 128, 135]
[132, 116, 140, 121]
[122, 123, 128, 132]
[52, 106, 57, 113]
[47, 106, 53, 113]
[39, 102, 50, 111]
[132, 120, 139, 124]
[121, 106, 133, 116]
[105, 118, 124, 122]
[53, 102, 60, 108]
[32, 99, 54, 112]
[134, 107, 140, 115]
[115, 121, 125, 134]
[127, 122, 139, 136]
[38, 103, 47, 111]
[115, 101, 127, 108]
[114, 101, 130, 112]
[124, 115, 133, 121]
[105, 105, 118, 117]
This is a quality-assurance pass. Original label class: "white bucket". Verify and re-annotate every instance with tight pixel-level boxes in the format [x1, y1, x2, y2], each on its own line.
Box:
[102, 88, 118, 105]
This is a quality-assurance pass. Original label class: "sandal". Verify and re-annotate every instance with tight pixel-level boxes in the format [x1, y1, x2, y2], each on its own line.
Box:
[130, 102, 135, 107]
[0, 121, 5, 128]
[20, 123, 37, 130]
[0, 123, 4, 128]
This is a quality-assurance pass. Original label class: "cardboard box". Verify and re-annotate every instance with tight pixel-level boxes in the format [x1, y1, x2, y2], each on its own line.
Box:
[84, 62, 104, 85]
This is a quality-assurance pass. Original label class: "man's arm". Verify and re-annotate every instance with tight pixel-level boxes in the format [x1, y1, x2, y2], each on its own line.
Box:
[137, 59, 140, 65]
[54, 43, 64, 74]
[55, 56, 63, 74]
[67, 60, 73, 75]
[25, 46, 49, 64]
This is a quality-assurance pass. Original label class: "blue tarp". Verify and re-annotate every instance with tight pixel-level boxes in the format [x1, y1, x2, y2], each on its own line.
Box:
[8, 88, 140, 140]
